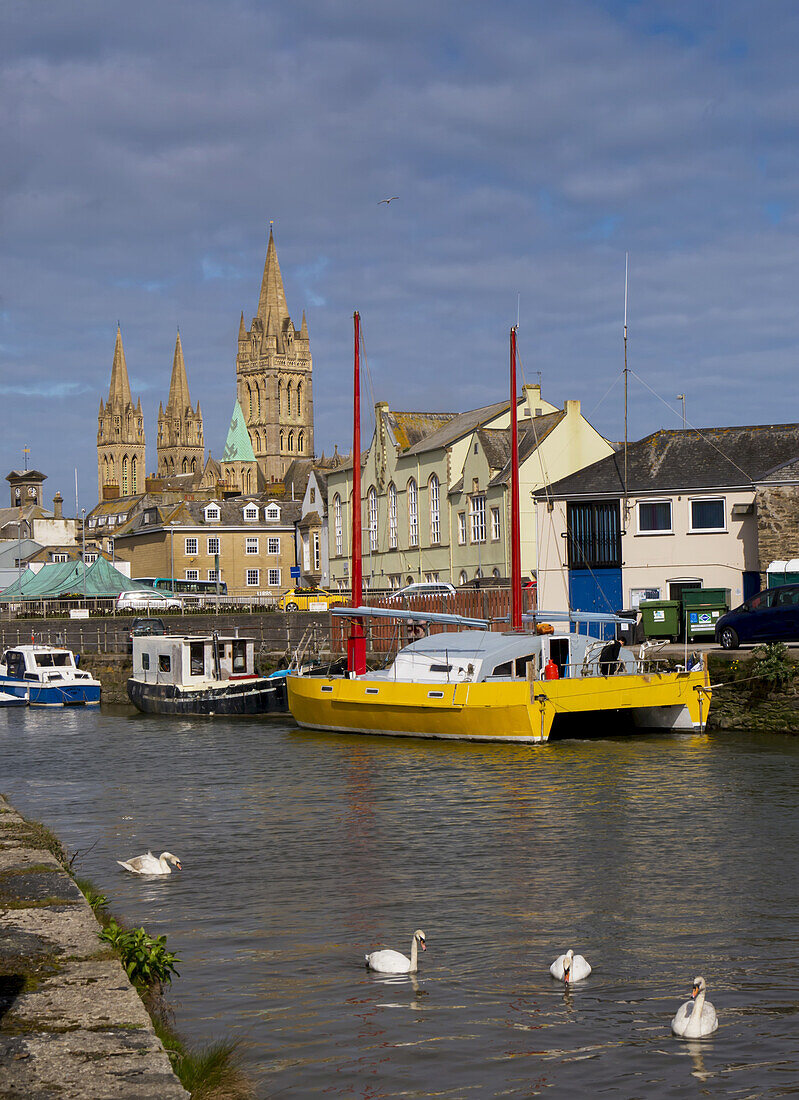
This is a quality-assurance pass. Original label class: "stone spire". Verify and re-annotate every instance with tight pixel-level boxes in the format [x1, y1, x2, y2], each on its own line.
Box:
[107, 326, 132, 405]
[165, 331, 191, 414]
[256, 226, 290, 337]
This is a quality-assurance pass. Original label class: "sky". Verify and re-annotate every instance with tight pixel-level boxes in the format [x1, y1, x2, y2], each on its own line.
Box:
[2, 0, 799, 512]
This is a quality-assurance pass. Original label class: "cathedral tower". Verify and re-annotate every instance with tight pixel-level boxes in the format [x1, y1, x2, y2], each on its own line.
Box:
[97, 327, 146, 500]
[236, 227, 313, 484]
[157, 332, 204, 479]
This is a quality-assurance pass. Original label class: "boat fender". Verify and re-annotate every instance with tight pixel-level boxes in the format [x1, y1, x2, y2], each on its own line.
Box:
[544, 658, 559, 680]
[536, 622, 554, 636]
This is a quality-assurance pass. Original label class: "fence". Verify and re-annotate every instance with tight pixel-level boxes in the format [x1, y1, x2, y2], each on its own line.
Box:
[329, 586, 537, 655]
[0, 593, 279, 619]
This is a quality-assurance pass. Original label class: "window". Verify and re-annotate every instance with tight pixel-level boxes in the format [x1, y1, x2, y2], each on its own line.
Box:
[638, 501, 673, 534]
[458, 512, 466, 545]
[185, 569, 199, 581]
[244, 505, 259, 521]
[388, 484, 397, 548]
[245, 537, 259, 555]
[158, 654, 171, 672]
[334, 494, 342, 555]
[491, 506, 501, 541]
[266, 504, 280, 520]
[232, 640, 247, 673]
[408, 479, 418, 546]
[690, 498, 725, 532]
[246, 569, 259, 586]
[459, 570, 468, 585]
[470, 495, 486, 543]
[267, 568, 281, 586]
[368, 487, 378, 551]
[190, 642, 204, 676]
[429, 475, 440, 544]
[313, 531, 320, 571]
[207, 537, 220, 555]
[52, 553, 69, 563]
[267, 536, 280, 555]
[122, 456, 128, 495]
[205, 505, 220, 522]
[566, 501, 622, 568]
[141, 653, 150, 671]
[185, 537, 198, 555]
[207, 569, 220, 582]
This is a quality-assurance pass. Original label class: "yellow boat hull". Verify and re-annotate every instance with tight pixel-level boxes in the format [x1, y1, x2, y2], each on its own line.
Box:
[287, 668, 711, 743]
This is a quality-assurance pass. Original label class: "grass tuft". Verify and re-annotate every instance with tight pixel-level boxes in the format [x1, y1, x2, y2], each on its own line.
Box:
[150, 1008, 253, 1099]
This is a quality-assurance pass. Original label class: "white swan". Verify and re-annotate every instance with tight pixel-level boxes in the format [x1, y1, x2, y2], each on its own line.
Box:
[550, 948, 592, 983]
[117, 851, 182, 876]
[671, 976, 718, 1038]
[365, 929, 426, 974]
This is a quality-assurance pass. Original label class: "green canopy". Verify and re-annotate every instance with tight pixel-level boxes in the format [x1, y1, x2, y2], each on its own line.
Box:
[0, 557, 142, 600]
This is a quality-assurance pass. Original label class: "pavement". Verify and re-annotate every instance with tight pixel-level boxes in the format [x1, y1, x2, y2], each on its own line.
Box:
[0, 795, 188, 1099]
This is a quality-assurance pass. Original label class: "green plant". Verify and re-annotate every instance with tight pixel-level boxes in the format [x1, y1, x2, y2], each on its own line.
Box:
[74, 876, 109, 916]
[99, 919, 180, 989]
[751, 642, 796, 690]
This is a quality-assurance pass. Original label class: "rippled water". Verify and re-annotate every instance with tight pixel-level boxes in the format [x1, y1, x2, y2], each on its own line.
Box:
[1, 706, 798, 1097]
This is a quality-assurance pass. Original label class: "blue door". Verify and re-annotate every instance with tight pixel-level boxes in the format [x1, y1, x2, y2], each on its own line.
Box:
[743, 571, 760, 601]
[568, 568, 623, 639]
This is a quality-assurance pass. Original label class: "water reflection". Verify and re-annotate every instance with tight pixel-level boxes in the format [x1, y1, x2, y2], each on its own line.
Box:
[0, 708, 798, 1097]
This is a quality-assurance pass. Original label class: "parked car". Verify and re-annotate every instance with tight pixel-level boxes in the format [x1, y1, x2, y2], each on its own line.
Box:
[116, 590, 182, 611]
[279, 587, 344, 612]
[388, 582, 457, 601]
[715, 584, 799, 649]
[127, 617, 167, 654]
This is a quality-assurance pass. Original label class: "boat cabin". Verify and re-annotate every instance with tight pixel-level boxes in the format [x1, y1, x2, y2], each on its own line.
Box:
[132, 634, 258, 688]
[0, 645, 88, 684]
[366, 630, 636, 684]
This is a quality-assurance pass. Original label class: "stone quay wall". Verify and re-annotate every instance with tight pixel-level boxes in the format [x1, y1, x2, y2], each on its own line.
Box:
[0, 795, 188, 1099]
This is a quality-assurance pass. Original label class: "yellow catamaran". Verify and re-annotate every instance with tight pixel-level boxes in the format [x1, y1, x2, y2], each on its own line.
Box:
[287, 319, 710, 743]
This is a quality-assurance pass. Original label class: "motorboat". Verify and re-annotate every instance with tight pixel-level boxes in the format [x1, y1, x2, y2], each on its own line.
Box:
[127, 632, 287, 716]
[0, 645, 101, 706]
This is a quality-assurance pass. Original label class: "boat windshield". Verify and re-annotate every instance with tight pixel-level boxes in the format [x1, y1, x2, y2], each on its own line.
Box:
[34, 653, 73, 668]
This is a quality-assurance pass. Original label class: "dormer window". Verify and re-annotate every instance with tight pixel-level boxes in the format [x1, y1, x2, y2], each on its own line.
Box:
[205, 504, 221, 522]
[265, 503, 280, 520]
[243, 504, 259, 521]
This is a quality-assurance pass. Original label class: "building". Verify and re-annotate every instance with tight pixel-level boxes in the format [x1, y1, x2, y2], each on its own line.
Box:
[157, 332, 204, 479]
[97, 327, 146, 500]
[236, 228, 313, 485]
[533, 422, 799, 619]
[327, 385, 614, 590]
[2, 472, 78, 548]
[113, 496, 300, 600]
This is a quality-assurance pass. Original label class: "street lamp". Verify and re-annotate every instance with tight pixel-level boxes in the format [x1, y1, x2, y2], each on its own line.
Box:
[676, 394, 686, 430]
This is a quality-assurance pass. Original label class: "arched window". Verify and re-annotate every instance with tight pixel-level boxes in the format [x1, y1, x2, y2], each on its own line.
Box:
[182, 458, 188, 474]
[247, 383, 253, 418]
[492, 568, 501, 579]
[368, 487, 378, 552]
[244, 470, 251, 494]
[408, 478, 418, 547]
[252, 430, 260, 454]
[297, 431, 304, 453]
[459, 571, 468, 585]
[278, 380, 283, 415]
[286, 382, 293, 417]
[475, 567, 483, 579]
[257, 383, 262, 418]
[122, 456, 129, 496]
[334, 494, 342, 556]
[131, 456, 137, 493]
[388, 483, 397, 548]
[296, 381, 303, 416]
[288, 431, 295, 452]
[280, 430, 285, 452]
[103, 456, 110, 484]
[429, 474, 440, 544]
[191, 458, 196, 474]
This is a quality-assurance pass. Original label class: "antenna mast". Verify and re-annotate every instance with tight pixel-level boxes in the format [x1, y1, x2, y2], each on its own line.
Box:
[623, 253, 629, 527]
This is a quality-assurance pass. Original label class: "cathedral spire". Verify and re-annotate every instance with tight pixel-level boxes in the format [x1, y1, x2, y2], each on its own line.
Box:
[256, 226, 289, 334]
[166, 331, 191, 413]
[108, 326, 132, 406]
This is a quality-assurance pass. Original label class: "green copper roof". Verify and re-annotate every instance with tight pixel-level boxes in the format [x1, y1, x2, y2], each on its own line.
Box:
[222, 400, 255, 462]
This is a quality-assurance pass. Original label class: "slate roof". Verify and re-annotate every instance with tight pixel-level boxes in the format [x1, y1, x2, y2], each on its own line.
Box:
[536, 423, 799, 499]
[385, 410, 458, 450]
[401, 399, 512, 456]
[117, 498, 301, 534]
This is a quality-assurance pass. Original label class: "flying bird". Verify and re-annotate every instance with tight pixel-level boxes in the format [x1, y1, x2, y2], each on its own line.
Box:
[378, 197, 399, 205]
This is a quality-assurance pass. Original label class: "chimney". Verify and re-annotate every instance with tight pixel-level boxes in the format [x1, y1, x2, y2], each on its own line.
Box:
[564, 399, 581, 417]
[52, 492, 63, 519]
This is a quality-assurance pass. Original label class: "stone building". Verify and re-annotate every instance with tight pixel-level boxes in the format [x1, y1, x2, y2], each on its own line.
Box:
[236, 227, 313, 485]
[97, 328, 146, 500]
[156, 332, 204, 479]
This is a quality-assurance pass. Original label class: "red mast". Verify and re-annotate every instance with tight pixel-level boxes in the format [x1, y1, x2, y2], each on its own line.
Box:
[509, 326, 523, 631]
[347, 311, 367, 674]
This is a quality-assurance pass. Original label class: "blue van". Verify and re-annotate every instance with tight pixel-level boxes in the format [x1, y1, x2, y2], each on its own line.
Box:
[715, 584, 799, 649]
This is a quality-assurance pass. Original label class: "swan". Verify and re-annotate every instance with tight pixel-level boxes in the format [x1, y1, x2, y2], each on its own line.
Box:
[671, 976, 718, 1038]
[550, 948, 591, 983]
[365, 929, 426, 974]
[117, 851, 182, 876]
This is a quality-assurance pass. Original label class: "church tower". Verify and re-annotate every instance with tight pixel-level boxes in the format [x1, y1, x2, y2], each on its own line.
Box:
[157, 332, 204, 479]
[97, 327, 145, 501]
[236, 227, 313, 484]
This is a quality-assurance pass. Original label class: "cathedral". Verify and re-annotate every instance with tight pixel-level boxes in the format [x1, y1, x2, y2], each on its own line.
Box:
[96, 228, 314, 500]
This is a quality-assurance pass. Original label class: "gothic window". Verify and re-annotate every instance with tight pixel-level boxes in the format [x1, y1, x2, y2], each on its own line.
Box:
[257, 383, 262, 419]
[280, 430, 285, 452]
[278, 380, 283, 415]
[334, 494, 342, 556]
[429, 474, 441, 544]
[131, 456, 138, 493]
[247, 383, 253, 418]
[286, 382, 293, 417]
[288, 431, 295, 452]
[388, 483, 397, 548]
[182, 458, 188, 474]
[297, 431, 304, 453]
[122, 456, 129, 496]
[296, 381, 303, 416]
[191, 458, 196, 474]
[408, 478, 418, 547]
[368, 487, 378, 552]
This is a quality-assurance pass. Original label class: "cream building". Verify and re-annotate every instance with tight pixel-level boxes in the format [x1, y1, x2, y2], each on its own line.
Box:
[327, 386, 613, 590]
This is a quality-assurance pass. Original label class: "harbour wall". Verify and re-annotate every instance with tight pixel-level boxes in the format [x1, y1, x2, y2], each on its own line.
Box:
[0, 795, 188, 1098]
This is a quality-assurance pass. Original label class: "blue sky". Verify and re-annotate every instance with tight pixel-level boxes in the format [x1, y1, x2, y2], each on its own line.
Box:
[2, 0, 798, 509]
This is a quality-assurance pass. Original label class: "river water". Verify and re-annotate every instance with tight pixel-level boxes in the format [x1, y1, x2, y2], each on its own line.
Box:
[1, 706, 797, 1097]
